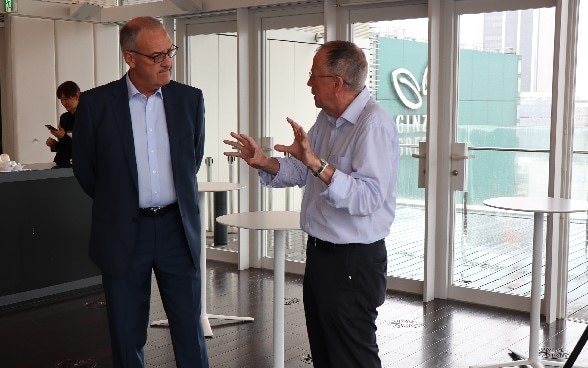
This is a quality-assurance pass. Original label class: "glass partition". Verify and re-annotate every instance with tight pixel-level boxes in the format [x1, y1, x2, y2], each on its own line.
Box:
[568, 0, 588, 320]
[262, 21, 323, 263]
[352, 18, 428, 280]
[453, 9, 554, 297]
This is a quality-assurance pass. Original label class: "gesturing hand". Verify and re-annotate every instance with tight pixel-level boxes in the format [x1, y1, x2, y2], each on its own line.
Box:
[223, 132, 269, 171]
[274, 117, 318, 168]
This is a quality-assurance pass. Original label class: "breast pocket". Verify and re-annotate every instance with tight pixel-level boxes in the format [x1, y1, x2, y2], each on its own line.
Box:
[336, 156, 353, 174]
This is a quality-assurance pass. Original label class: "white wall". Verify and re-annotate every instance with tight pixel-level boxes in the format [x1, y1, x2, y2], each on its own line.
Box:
[2, 16, 119, 164]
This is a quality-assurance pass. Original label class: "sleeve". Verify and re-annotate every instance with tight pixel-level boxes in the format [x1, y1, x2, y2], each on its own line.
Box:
[72, 92, 97, 198]
[194, 90, 205, 173]
[324, 112, 398, 216]
[259, 156, 308, 188]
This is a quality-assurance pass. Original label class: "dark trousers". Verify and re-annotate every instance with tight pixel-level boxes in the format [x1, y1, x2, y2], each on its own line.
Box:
[102, 207, 209, 368]
[303, 237, 387, 368]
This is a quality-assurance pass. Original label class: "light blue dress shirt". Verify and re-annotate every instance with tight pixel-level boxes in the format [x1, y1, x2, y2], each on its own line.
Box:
[126, 75, 177, 208]
[260, 87, 400, 244]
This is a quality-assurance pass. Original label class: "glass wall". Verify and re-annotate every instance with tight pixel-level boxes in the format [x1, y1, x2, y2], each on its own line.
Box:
[263, 27, 320, 262]
[567, 0, 588, 319]
[183, 21, 239, 252]
[453, 9, 554, 297]
[352, 18, 428, 280]
[175, 0, 588, 316]
[189, 32, 238, 184]
[260, 9, 323, 264]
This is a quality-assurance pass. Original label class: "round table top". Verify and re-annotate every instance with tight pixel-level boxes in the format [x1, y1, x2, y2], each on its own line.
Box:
[198, 182, 246, 193]
[483, 197, 588, 213]
[216, 211, 301, 231]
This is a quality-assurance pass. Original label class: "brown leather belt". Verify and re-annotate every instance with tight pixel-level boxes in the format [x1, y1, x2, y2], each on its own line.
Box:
[138, 203, 178, 217]
[307, 235, 384, 250]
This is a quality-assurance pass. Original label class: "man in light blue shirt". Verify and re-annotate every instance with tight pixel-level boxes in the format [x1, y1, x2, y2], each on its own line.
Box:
[224, 40, 399, 368]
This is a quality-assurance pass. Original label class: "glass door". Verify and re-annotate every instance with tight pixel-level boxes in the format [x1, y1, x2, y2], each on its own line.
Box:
[567, 0, 588, 321]
[451, 7, 555, 309]
[258, 5, 323, 268]
[351, 15, 428, 283]
[177, 17, 239, 262]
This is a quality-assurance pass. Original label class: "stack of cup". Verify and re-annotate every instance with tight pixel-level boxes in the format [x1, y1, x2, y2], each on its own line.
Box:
[0, 154, 13, 171]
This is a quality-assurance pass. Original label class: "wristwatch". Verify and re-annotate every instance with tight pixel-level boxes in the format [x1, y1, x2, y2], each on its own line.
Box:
[312, 159, 328, 177]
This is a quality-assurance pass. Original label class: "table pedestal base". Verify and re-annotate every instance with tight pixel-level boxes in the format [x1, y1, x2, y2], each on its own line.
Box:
[150, 313, 254, 337]
[149, 184, 251, 338]
[471, 359, 588, 368]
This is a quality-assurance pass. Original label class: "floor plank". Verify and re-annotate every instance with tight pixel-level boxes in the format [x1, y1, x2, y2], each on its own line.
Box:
[3, 260, 588, 367]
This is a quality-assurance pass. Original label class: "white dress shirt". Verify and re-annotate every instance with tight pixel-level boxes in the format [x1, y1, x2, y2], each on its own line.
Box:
[127, 75, 177, 208]
[260, 87, 400, 244]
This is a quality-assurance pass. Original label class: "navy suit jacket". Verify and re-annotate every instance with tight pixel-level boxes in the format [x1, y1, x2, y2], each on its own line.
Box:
[73, 76, 205, 278]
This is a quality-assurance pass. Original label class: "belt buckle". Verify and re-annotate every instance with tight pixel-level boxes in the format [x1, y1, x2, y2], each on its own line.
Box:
[151, 206, 163, 215]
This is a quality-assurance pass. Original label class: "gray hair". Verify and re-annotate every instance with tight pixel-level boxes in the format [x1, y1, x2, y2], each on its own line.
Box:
[120, 17, 164, 51]
[318, 41, 368, 93]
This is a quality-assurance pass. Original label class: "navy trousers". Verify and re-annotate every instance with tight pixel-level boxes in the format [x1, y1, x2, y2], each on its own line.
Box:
[102, 207, 209, 368]
[303, 238, 387, 368]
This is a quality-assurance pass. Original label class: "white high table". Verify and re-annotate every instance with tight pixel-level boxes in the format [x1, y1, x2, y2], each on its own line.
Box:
[471, 197, 588, 368]
[151, 182, 252, 337]
[216, 211, 301, 368]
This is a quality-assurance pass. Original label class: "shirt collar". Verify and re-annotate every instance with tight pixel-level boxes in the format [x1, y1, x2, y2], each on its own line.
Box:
[327, 86, 370, 127]
[125, 73, 163, 100]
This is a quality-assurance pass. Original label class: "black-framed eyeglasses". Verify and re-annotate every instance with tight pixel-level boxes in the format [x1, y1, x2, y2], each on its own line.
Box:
[308, 71, 349, 85]
[130, 45, 178, 64]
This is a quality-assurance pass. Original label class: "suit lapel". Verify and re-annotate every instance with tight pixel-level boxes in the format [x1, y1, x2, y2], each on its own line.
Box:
[111, 76, 139, 192]
[162, 83, 182, 172]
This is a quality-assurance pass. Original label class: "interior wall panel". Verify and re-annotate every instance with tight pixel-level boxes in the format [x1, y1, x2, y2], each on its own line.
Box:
[55, 20, 95, 116]
[5, 17, 121, 164]
[93, 23, 120, 87]
[11, 16, 56, 164]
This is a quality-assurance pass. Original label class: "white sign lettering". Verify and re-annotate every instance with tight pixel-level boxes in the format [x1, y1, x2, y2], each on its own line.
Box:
[391, 66, 428, 110]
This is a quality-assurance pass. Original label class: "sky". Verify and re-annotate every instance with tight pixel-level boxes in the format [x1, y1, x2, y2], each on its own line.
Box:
[371, 8, 588, 100]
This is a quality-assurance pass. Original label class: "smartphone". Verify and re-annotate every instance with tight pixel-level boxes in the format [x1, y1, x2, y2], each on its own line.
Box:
[45, 124, 58, 131]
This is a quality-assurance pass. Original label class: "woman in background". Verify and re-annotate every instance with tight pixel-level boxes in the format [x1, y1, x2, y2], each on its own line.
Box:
[46, 81, 80, 167]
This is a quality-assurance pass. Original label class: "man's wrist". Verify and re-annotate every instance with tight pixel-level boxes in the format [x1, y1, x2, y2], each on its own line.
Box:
[311, 158, 328, 177]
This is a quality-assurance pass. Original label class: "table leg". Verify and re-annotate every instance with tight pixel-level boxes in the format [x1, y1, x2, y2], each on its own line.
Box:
[213, 192, 228, 245]
[274, 230, 286, 368]
[151, 193, 213, 336]
[469, 212, 544, 368]
[528, 212, 543, 366]
[199, 192, 214, 337]
[150, 192, 254, 335]
[470, 211, 588, 368]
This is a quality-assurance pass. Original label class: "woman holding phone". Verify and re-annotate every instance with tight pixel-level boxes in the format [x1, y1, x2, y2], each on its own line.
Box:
[46, 81, 80, 167]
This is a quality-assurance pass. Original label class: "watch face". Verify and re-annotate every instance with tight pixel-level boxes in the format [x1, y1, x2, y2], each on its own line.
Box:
[313, 159, 327, 177]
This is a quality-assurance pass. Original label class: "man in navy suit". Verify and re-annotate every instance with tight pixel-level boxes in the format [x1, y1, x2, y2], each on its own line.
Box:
[73, 16, 208, 368]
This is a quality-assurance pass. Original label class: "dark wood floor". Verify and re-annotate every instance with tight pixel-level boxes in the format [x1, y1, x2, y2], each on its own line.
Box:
[3, 260, 588, 368]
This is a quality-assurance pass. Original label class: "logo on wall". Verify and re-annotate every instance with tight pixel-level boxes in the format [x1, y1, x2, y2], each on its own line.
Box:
[391, 66, 428, 156]
[391, 66, 428, 110]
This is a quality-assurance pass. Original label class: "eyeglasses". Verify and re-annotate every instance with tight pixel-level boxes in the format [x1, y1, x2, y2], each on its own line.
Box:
[308, 71, 349, 85]
[130, 45, 178, 64]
